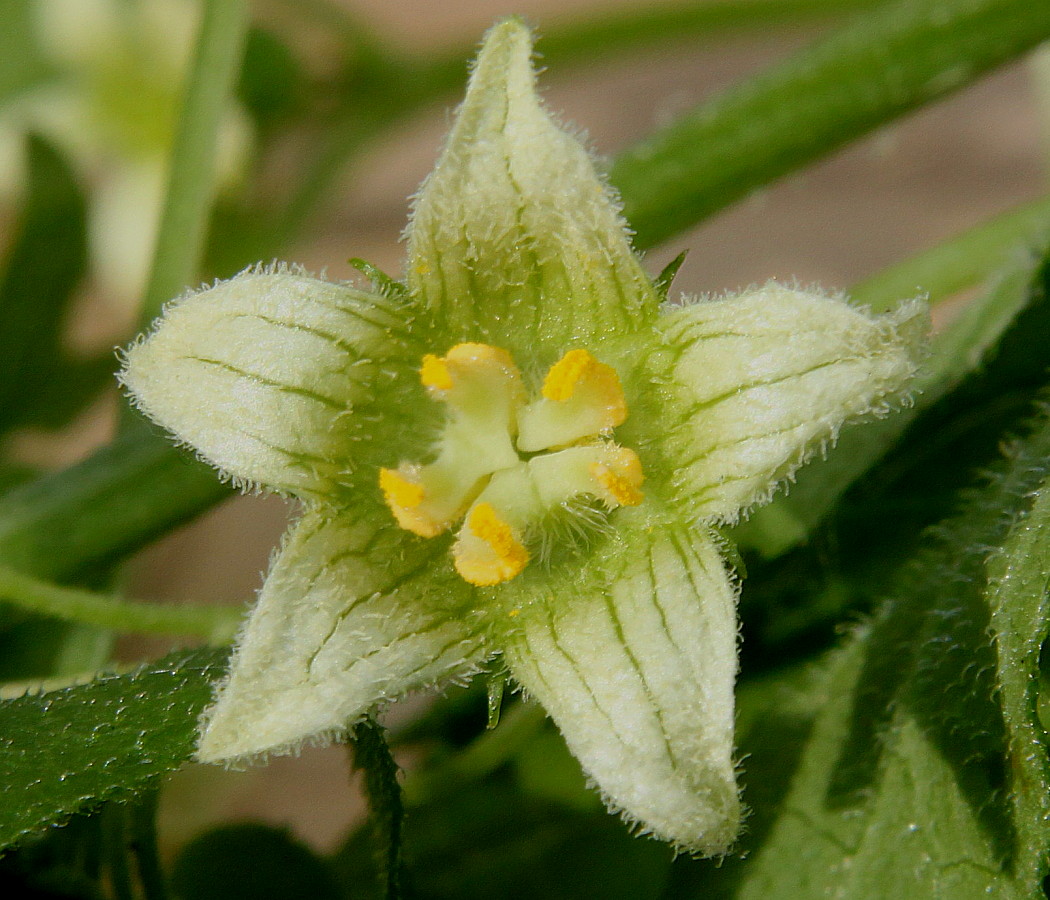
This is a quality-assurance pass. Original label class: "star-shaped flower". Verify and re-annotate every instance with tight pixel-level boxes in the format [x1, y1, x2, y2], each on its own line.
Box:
[121, 20, 925, 855]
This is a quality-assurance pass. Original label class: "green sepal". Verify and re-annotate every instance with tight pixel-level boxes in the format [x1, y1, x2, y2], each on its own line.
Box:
[197, 505, 489, 764]
[122, 267, 418, 502]
[496, 509, 740, 855]
[645, 284, 927, 523]
[406, 19, 658, 354]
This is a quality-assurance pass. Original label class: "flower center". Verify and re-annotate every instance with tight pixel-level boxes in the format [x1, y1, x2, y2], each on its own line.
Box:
[379, 343, 644, 585]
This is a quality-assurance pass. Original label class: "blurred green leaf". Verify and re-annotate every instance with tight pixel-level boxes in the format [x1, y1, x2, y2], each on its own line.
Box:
[0, 135, 115, 435]
[0, 647, 227, 850]
[0, 811, 106, 900]
[0, 0, 53, 104]
[335, 772, 673, 900]
[236, 27, 303, 132]
[171, 824, 341, 900]
[0, 429, 229, 583]
[612, 0, 1050, 249]
[0, 618, 111, 682]
[513, 727, 601, 813]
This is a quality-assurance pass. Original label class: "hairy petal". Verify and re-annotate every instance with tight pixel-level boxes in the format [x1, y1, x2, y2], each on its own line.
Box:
[497, 512, 740, 855]
[647, 285, 927, 522]
[406, 18, 657, 354]
[197, 505, 487, 763]
[122, 269, 416, 501]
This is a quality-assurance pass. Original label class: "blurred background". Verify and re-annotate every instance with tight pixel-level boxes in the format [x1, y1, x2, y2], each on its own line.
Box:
[3, 0, 1047, 857]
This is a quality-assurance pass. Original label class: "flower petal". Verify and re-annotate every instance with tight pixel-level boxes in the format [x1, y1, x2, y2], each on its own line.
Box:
[406, 19, 657, 352]
[122, 268, 416, 501]
[197, 506, 487, 764]
[497, 512, 740, 855]
[647, 285, 927, 522]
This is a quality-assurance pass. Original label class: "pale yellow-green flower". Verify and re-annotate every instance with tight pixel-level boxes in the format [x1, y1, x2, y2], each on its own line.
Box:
[121, 20, 925, 855]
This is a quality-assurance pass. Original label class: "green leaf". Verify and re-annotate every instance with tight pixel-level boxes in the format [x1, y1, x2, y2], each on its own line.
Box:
[674, 403, 1050, 897]
[171, 824, 341, 900]
[0, 135, 114, 436]
[0, 429, 230, 582]
[611, 0, 1050, 249]
[0, 647, 227, 851]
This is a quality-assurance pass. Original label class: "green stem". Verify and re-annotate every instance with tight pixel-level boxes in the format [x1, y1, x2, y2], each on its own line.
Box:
[611, 0, 1050, 249]
[533, 0, 883, 64]
[138, 0, 250, 329]
[349, 717, 405, 900]
[851, 194, 1050, 311]
[0, 563, 240, 643]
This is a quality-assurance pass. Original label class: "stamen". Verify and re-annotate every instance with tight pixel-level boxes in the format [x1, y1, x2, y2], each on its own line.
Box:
[542, 349, 595, 401]
[379, 466, 445, 538]
[454, 502, 530, 586]
[518, 349, 628, 452]
[446, 342, 517, 369]
[379, 467, 425, 508]
[591, 459, 644, 507]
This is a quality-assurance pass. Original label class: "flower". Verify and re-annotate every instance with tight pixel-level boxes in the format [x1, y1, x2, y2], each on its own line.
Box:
[121, 19, 925, 855]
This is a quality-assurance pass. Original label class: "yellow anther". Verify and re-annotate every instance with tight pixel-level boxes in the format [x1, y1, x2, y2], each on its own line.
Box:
[454, 502, 530, 586]
[590, 449, 644, 507]
[445, 343, 516, 368]
[379, 467, 444, 538]
[520, 349, 628, 451]
[542, 349, 595, 402]
[379, 467, 425, 508]
[421, 344, 522, 395]
[420, 354, 453, 391]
